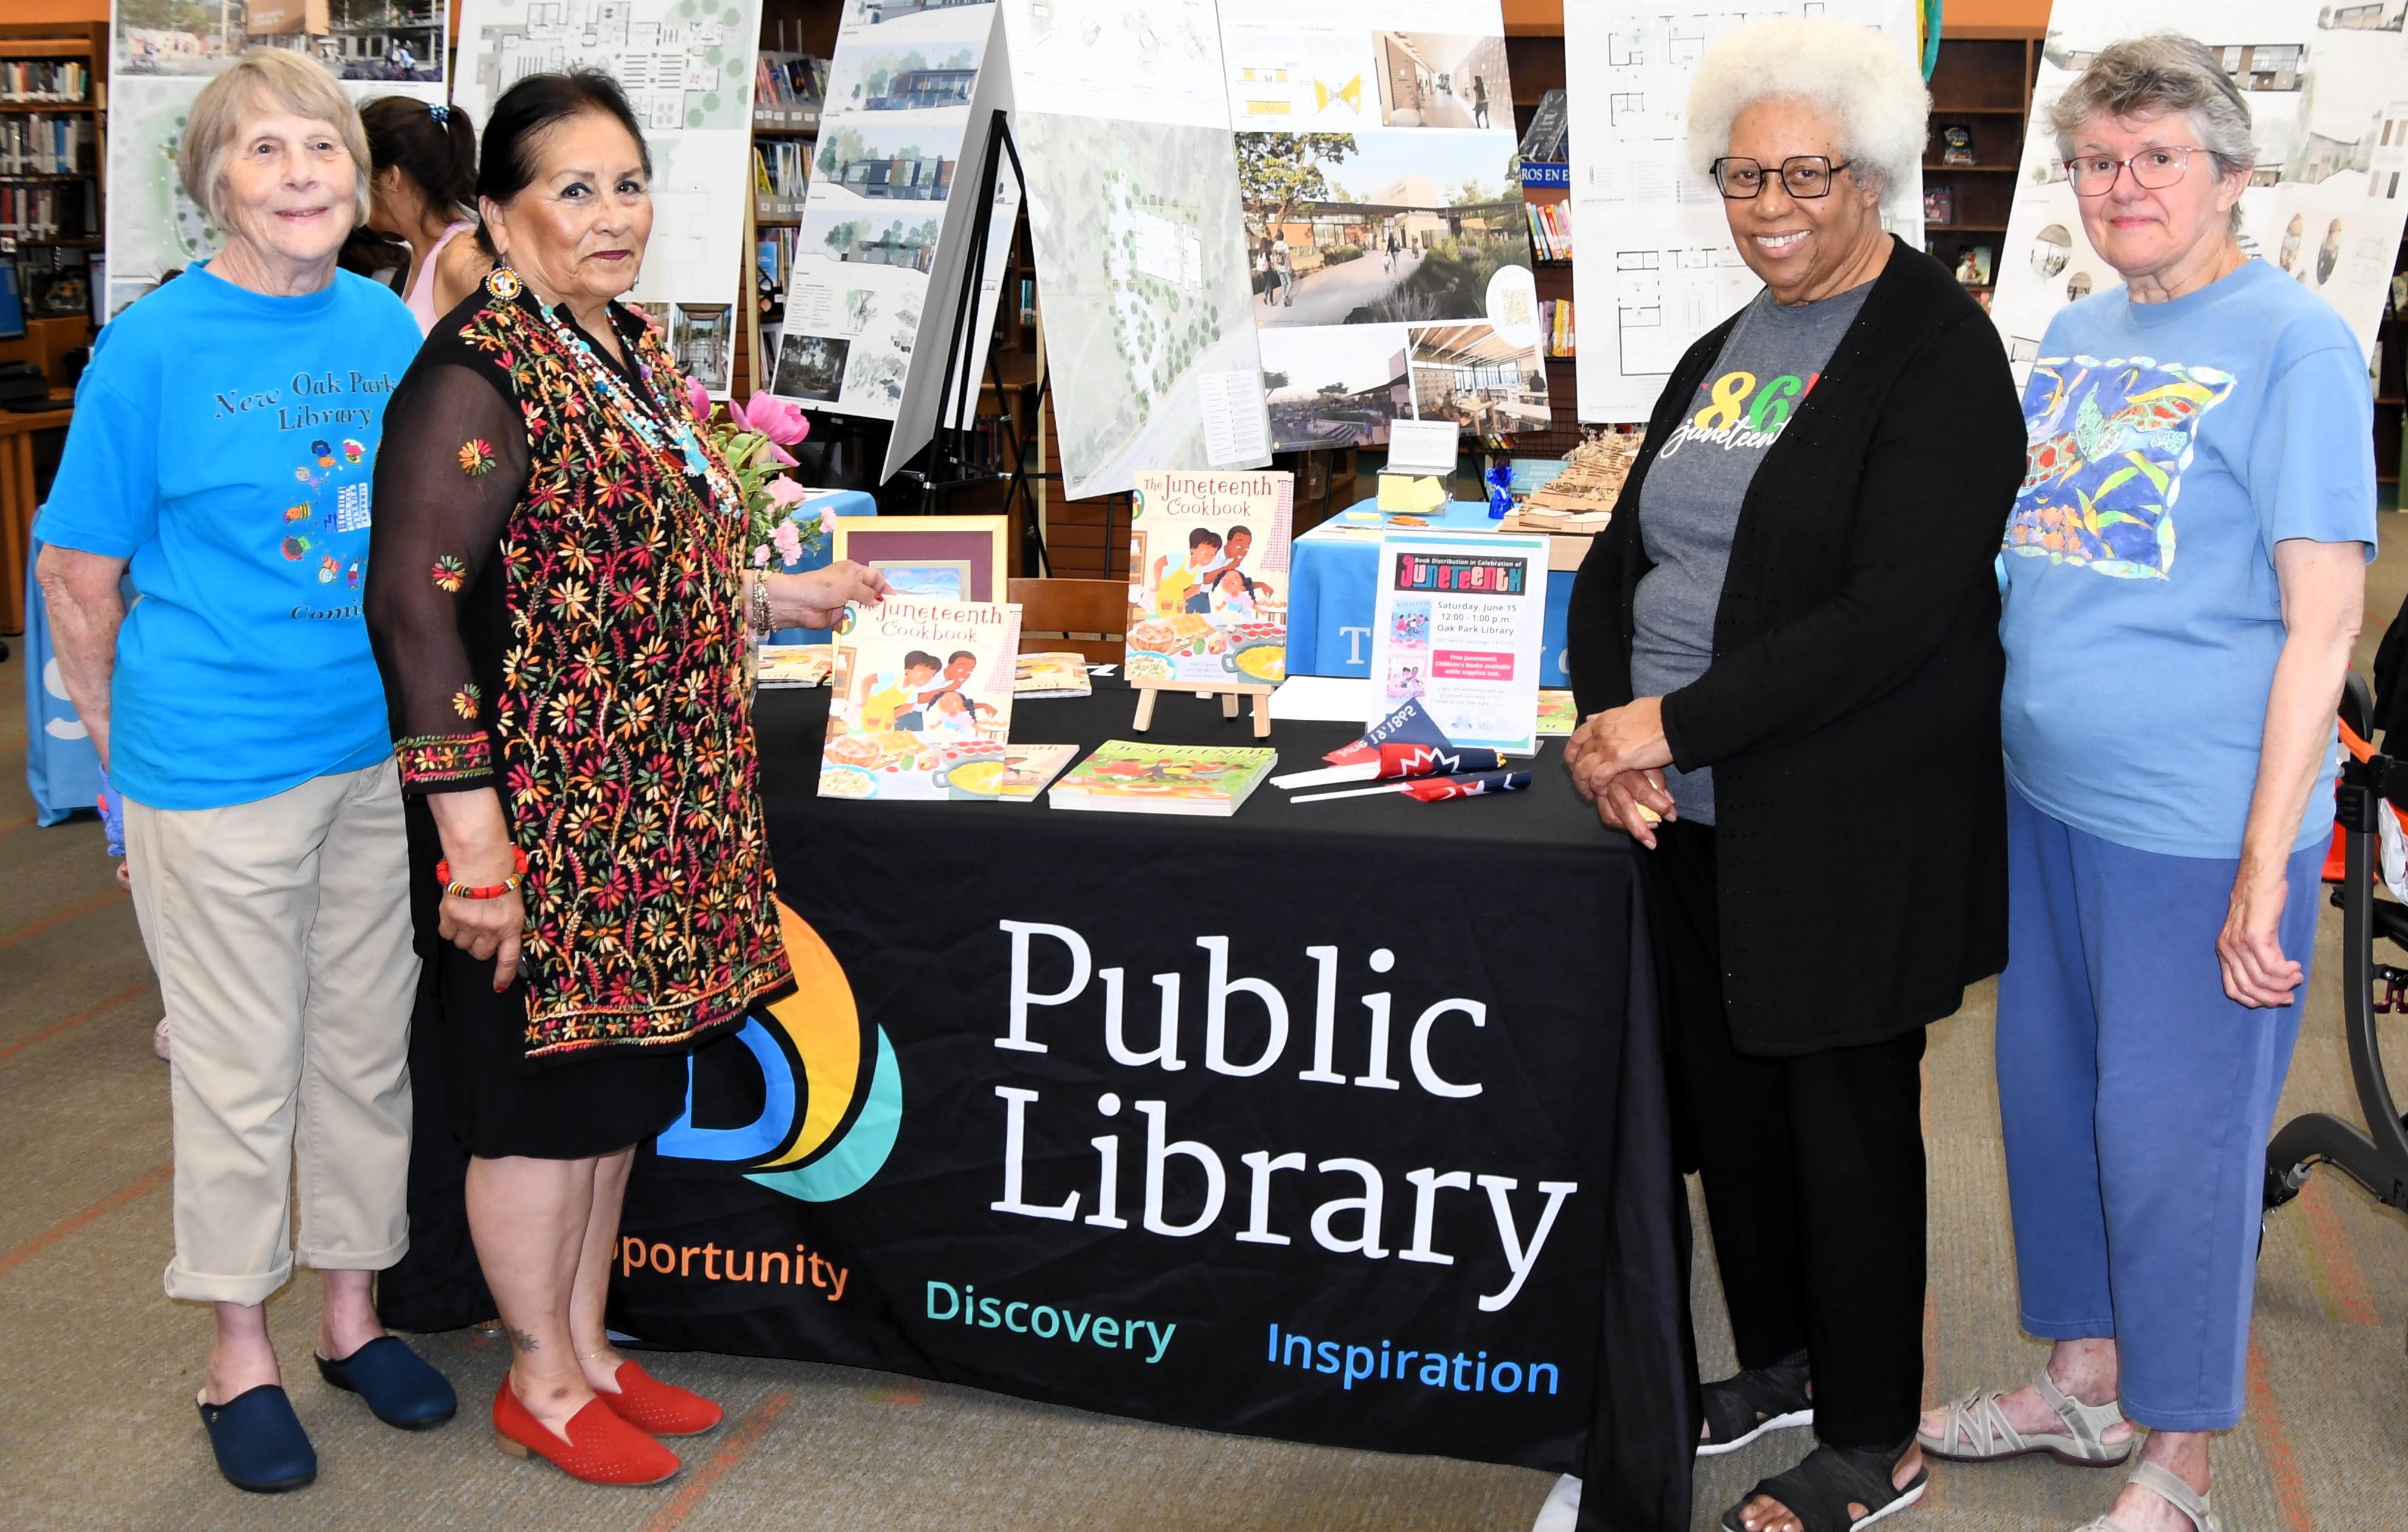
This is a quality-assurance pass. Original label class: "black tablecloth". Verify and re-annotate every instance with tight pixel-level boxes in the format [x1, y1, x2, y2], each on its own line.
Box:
[612, 683, 1694, 1529]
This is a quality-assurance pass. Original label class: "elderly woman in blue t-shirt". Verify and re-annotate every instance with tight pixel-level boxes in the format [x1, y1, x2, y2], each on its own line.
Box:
[1919, 35, 2373, 1532]
[35, 51, 453, 1495]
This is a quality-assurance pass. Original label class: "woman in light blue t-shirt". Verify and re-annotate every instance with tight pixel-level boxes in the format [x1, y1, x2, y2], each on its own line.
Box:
[34, 51, 453, 1496]
[1919, 37, 2374, 1532]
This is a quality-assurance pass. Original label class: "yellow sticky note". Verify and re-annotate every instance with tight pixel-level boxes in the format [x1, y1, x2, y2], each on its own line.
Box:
[1378, 473, 1445, 513]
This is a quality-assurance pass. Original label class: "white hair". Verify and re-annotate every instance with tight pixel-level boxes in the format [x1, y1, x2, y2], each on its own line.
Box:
[1686, 17, 1930, 208]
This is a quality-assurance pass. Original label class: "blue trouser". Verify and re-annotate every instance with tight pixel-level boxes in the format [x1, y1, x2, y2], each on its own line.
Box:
[1995, 787, 2322, 1431]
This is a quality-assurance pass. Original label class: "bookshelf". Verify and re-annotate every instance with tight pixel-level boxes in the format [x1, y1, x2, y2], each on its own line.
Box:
[1922, 34, 2043, 300]
[0, 20, 105, 389]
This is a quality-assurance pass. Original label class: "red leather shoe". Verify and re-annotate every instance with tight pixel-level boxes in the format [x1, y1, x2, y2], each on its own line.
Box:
[593, 1360, 724, 1437]
[491, 1374, 680, 1485]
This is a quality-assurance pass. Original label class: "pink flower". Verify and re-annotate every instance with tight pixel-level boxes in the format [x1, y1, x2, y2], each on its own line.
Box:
[734, 391, 810, 445]
[763, 475, 807, 508]
[760, 439, 799, 468]
[686, 377, 712, 422]
[751, 543, 771, 567]
[819, 506, 838, 536]
[771, 521, 804, 565]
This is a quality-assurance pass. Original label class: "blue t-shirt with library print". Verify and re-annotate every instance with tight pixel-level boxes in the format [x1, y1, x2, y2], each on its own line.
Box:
[34, 264, 420, 810]
[1999, 258, 2376, 859]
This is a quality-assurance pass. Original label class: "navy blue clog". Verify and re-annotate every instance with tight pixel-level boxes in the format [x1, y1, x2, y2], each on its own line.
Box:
[197, 1384, 317, 1493]
[315, 1336, 458, 1431]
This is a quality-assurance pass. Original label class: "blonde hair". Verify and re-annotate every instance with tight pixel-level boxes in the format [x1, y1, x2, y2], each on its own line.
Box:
[1686, 17, 1930, 209]
[179, 50, 372, 232]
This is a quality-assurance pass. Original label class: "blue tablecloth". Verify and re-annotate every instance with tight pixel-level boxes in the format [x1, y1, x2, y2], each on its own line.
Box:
[1286, 499, 1575, 686]
[768, 490, 879, 645]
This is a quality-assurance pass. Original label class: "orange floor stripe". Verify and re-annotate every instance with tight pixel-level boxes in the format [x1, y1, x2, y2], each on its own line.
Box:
[0, 1162, 172, 1277]
[0, 982, 153, 1063]
[0, 887, 128, 952]
[2298, 1174, 2379, 1325]
[639, 1389, 796, 1531]
[2246, 1336, 2316, 1532]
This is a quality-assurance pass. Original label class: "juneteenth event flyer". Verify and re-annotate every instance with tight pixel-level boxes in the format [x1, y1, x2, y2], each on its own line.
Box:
[1366, 532, 1548, 756]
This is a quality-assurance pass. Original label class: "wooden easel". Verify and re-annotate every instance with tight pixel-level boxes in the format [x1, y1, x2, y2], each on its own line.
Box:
[1131, 682, 1275, 739]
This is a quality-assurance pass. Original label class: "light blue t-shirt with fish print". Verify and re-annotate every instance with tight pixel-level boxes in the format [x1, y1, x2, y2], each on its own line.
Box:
[1998, 258, 2375, 859]
[35, 263, 420, 810]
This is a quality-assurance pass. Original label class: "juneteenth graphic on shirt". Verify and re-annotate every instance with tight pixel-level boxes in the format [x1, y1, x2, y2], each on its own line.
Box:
[2005, 355, 2237, 581]
[1655, 366, 1823, 458]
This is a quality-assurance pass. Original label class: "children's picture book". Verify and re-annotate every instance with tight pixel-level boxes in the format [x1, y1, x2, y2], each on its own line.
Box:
[997, 743, 1080, 801]
[1014, 652, 1093, 698]
[819, 600, 1021, 801]
[1366, 533, 1549, 756]
[1125, 470, 1293, 689]
[1048, 741, 1278, 818]
[1536, 689, 1577, 736]
[758, 645, 835, 688]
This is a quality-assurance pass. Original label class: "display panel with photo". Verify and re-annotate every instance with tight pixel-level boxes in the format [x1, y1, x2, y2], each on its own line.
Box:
[832, 515, 1009, 603]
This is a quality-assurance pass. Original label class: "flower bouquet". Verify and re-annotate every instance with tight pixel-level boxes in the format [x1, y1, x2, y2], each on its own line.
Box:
[685, 379, 830, 578]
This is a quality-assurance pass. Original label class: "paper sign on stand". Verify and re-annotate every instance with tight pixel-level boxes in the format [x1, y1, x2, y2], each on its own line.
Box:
[1366, 533, 1547, 756]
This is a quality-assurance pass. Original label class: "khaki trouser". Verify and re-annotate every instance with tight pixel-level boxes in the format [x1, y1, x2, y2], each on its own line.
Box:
[123, 759, 419, 1305]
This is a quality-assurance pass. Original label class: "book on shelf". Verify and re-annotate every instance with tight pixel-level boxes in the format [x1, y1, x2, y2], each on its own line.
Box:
[754, 140, 810, 219]
[998, 743, 1079, 801]
[1522, 201, 1575, 261]
[819, 599, 1021, 801]
[1517, 89, 1569, 164]
[753, 52, 827, 128]
[1125, 470, 1293, 688]
[0, 60, 87, 103]
[1048, 741, 1279, 817]
[1540, 298, 1577, 358]
[1014, 651, 1092, 698]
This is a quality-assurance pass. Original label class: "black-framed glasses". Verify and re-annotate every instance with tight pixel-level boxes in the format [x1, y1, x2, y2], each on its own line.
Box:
[2065, 146, 2204, 196]
[1710, 156, 1852, 199]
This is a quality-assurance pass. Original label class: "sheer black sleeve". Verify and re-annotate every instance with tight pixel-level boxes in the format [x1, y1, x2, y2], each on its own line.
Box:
[365, 357, 529, 794]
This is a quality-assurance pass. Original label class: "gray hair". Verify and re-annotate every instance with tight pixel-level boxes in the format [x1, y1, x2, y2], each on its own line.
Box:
[179, 49, 373, 233]
[2049, 33, 2255, 228]
[1686, 17, 1931, 209]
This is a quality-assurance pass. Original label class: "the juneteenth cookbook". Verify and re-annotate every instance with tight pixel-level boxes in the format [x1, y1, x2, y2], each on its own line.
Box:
[819, 599, 1021, 801]
[1124, 470, 1293, 688]
[1046, 741, 1278, 818]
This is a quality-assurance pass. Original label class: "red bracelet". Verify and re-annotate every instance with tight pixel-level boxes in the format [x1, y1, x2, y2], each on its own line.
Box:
[436, 846, 529, 900]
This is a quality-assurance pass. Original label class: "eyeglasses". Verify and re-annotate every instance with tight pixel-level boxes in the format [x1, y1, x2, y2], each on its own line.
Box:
[1709, 156, 1852, 200]
[2064, 146, 2204, 196]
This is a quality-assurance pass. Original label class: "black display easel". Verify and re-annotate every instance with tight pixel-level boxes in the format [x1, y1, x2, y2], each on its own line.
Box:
[894, 107, 1051, 577]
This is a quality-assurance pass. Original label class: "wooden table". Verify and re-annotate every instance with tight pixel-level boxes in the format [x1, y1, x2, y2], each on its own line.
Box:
[0, 399, 73, 634]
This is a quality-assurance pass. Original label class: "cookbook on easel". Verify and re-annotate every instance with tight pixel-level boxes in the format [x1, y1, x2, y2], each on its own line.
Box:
[819, 599, 1021, 801]
[1124, 470, 1293, 688]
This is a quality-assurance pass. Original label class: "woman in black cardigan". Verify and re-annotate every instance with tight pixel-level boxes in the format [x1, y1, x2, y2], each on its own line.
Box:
[1564, 19, 2023, 1532]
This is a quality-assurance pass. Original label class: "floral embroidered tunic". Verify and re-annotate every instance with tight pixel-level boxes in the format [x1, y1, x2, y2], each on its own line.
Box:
[365, 289, 790, 1059]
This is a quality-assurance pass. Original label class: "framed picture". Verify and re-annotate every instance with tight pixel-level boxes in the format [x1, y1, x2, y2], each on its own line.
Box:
[1951, 244, 1994, 287]
[833, 516, 1011, 604]
[1922, 186, 1953, 226]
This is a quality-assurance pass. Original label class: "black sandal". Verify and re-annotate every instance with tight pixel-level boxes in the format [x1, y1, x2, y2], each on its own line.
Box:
[1721, 1438, 1927, 1532]
[1699, 1348, 1814, 1457]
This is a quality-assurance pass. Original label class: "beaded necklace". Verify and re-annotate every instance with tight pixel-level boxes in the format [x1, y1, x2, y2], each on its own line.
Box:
[492, 265, 741, 513]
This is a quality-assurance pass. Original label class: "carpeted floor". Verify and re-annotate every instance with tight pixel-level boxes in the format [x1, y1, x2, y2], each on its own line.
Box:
[3, 535, 2404, 1531]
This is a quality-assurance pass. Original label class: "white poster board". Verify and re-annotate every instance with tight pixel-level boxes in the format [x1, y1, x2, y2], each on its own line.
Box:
[104, 2, 448, 317]
[1219, 0, 1544, 453]
[997, 0, 1273, 497]
[1366, 531, 1547, 754]
[771, 0, 1018, 480]
[1559, 0, 1924, 422]
[451, 0, 759, 389]
[1988, 2, 2408, 385]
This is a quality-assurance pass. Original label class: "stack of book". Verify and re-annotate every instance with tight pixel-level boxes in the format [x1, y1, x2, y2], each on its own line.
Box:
[0, 60, 86, 102]
[752, 53, 826, 131]
[1524, 202, 1575, 262]
[754, 141, 810, 221]
[1, 113, 90, 175]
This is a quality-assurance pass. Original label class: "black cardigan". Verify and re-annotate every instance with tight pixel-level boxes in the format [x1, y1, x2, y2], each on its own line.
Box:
[1566, 240, 2023, 1055]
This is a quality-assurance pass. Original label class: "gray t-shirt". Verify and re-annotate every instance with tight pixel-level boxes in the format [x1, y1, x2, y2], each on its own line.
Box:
[1629, 280, 1872, 825]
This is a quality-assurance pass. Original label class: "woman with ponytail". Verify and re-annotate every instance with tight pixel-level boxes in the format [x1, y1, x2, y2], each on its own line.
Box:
[362, 96, 491, 333]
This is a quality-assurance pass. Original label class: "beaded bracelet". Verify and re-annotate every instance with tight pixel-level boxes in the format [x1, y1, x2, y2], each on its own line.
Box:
[436, 846, 529, 900]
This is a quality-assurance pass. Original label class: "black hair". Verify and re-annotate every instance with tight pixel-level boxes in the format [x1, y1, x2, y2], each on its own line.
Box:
[1224, 523, 1253, 543]
[946, 650, 978, 666]
[903, 651, 943, 671]
[361, 95, 477, 221]
[475, 69, 653, 257]
[1187, 528, 1223, 550]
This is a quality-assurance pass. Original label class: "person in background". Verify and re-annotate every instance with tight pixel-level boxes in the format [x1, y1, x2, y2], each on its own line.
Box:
[33, 49, 454, 1496]
[361, 95, 491, 334]
[363, 69, 885, 1487]
[1920, 36, 2373, 1532]
[1564, 17, 2023, 1531]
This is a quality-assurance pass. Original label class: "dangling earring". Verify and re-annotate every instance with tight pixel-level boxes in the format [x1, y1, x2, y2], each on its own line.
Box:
[485, 262, 521, 301]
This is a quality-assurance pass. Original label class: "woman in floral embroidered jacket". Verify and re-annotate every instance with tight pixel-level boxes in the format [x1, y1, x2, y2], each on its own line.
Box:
[364, 71, 882, 1483]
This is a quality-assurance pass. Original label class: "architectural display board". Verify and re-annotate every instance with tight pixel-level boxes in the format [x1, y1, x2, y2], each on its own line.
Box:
[1559, 0, 1924, 422]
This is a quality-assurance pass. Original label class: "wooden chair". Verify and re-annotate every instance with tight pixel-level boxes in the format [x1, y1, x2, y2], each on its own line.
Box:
[1007, 577, 1126, 664]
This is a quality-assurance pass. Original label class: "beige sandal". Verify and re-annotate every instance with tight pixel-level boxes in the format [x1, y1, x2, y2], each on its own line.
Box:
[1919, 1369, 2130, 1467]
[2074, 1460, 2220, 1532]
